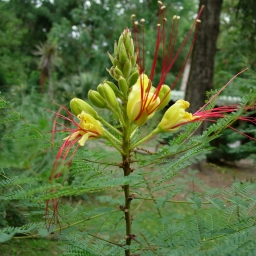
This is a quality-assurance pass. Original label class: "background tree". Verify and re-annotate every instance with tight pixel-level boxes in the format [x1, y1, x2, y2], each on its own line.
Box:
[185, 0, 223, 115]
[34, 41, 61, 97]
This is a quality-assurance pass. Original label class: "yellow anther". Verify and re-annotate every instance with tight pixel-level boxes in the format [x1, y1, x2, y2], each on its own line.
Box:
[196, 19, 201, 23]
[161, 6, 166, 10]
[158, 1, 163, 5]
[140, 18, 145, 23]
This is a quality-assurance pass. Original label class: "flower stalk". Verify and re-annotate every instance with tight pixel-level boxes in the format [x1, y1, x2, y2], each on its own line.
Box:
[121, 110, 133, 256]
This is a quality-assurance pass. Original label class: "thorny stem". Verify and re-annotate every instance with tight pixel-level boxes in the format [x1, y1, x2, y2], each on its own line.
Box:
[122, 111, 133, 256]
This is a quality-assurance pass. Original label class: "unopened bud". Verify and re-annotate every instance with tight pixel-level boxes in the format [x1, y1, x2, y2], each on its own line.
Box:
[157, 84, 171, 111]
[115, 67, 123, 76]
[128, 68, 139, 87]
[107, 67, 122, 81]
[70, 98, 98, 118]
[114, 41, 118, 57]
[105, 80, 122, 97]
[123, 59, 132, 78]
[123, 29, 134, 57]
[107, 52, 119, 66]
[97, 83, 105, 97]
[118, 41, 128, 64]
[118, 76, 128, 95]
[102, 83, 119, 109]
[88, 90, 108, 108]
[130, 54, 137, 67]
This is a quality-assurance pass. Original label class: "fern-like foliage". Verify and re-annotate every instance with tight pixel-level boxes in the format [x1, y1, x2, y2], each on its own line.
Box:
[1, 87, 256, 256]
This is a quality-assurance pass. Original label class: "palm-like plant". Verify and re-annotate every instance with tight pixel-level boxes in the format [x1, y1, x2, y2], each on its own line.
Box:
[34, 41, 61, 98]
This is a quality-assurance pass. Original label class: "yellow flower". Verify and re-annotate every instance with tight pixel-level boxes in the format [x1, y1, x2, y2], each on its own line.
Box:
[157, 100, 195, 132]
[65, 111, 104, 146]
[127, 74, 161, 126]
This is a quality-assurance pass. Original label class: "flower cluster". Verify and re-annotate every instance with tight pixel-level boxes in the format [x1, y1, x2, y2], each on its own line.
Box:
[47, 2, 255, 228]
[49, 1, 256, 183]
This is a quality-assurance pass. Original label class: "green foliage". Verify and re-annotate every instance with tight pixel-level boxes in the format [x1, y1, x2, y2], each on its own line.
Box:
[1, 88, 256, 255]
[0, 2, 29, 87]
[1, 1, 256, 256]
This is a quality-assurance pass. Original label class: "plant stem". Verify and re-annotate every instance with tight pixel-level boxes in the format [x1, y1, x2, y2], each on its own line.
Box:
[98, 117, 123, 136]
[122, 114, 133, 256]
[130, 128, 159, 149]
[13, 210, 119, 239]
[104, 129, 122, 145]
[104, 133, 125, 155]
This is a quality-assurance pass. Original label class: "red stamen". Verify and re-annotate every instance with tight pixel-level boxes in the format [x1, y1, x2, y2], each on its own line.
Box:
[132, 4, 204, 122]
[196, 68, 248, 113]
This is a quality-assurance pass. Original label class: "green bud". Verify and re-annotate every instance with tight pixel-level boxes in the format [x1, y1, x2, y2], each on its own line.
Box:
[128, 68, 139, 87]
[107, 52, 119, 66]
[118, 42, 128, 65]
[70, 98, 98, 117]
[130, 54, 137, 67]
[107, 67, 118, 81]
[105, 80, 122, 97]
[97, 83, 105, 97]
[122, 59, 132, 78]
[114, 66, 123, 76]
[118, 76, 128, 96]
[157, 85, 171, 111]
[123, 29, 134, 57]
[88, 90, 108, 108]
[114, 41, 118, 57]
[102, 83, 119, 109]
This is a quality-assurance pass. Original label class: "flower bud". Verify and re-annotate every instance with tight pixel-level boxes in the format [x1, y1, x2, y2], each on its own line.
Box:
[97, 83, 105, 97]
[105, 80, 122, 97]
[157, 85, 171, 111]
[128, 68, 139, 87]
[107, 67, 123, 81]
[88, 90, 108, 108]
[157, 100, 194, 132]
[107, 67, 117, 80]
[123, 59, 132, 78]
[114, 41, 118, 57]
[118, 41, 128, 65]
[70, 98, 98, 118]
[107, 52, 119, 66]
[118, 76, 128, 95]
[102, 83, 119, 109]
[124, 36, 134, 57]
[119, 29, 134, 57]
[115, 66, 123, 76]
[130, 54, 137, 67]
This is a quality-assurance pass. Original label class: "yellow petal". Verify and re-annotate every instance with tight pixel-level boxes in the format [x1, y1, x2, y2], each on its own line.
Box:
[78, 133, 90, 146]
[158, 100, 194, 131]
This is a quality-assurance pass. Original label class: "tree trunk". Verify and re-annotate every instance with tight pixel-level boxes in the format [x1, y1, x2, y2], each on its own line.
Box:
[185, 0, 222, 172]
[185, 0, 223, 115]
